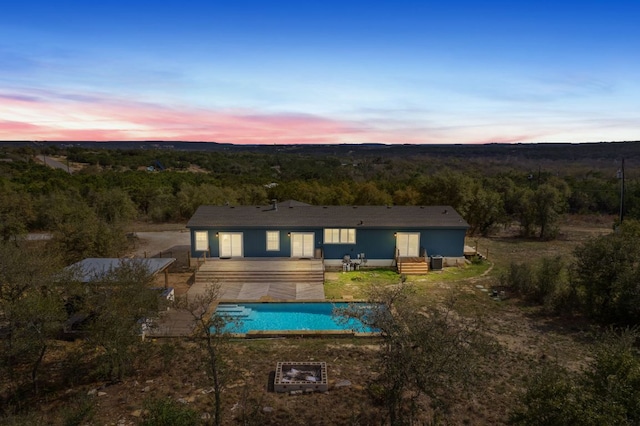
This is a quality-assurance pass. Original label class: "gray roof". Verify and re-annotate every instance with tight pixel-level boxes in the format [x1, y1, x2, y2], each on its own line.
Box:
[68, 258, 175, 283]
[187, 203, 469, 229]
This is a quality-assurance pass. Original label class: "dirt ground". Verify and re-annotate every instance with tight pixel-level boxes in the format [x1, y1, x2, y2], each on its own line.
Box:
[128, 230, 190, 259]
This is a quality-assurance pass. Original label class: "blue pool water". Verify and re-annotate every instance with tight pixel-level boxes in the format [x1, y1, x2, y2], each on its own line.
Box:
[213, 302, 376, 334]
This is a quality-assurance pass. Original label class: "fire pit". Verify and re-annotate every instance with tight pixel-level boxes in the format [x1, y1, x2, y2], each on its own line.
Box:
[274, 362, 328, 393]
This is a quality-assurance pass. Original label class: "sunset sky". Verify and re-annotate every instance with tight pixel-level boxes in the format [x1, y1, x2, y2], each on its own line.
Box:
[1, 1, 639, 144]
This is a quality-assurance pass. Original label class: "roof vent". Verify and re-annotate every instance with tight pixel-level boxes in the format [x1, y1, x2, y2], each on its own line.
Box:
[271, 199, 278, 211]
[442, 209, 448, 214]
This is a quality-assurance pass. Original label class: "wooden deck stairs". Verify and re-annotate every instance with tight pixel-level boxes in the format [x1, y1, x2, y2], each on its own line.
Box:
[194, 258, 325, 300]
[397, 257, 429, 275]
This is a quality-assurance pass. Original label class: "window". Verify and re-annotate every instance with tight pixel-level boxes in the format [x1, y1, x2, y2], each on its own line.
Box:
[195, 231, 209, 252]
[266, 230, 280, 251]
[324, 228, 356, 244]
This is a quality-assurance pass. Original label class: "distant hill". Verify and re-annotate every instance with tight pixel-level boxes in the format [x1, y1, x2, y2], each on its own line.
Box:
[1, 140, 638, 161]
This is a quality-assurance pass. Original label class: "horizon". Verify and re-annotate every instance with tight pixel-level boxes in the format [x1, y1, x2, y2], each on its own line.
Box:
[1, 1, 639, 144]
[3, 140, 639, 148]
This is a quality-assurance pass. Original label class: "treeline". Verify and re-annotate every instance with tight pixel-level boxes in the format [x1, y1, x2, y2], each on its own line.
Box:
[505, 222, 640, 424]
[0, 146, 632, 262]
[512, 328, 640, 425]
[502, 220, 640, 326]
[0, 243, 164, 417]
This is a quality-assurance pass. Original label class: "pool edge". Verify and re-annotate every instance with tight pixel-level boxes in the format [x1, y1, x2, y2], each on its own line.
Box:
[233, 330, 380, 339]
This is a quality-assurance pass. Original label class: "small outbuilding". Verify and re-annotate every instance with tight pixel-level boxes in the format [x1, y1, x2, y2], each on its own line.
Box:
[68, 258, 176, 288]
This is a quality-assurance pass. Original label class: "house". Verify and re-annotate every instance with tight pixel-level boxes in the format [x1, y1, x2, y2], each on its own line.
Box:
[187, 201, 469, 271]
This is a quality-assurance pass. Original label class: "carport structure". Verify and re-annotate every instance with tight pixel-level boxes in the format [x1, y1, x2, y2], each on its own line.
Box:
[68, 258, 176, 288]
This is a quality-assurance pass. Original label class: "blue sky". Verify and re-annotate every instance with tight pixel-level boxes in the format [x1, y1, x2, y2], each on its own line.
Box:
[1, 0, 639, 144]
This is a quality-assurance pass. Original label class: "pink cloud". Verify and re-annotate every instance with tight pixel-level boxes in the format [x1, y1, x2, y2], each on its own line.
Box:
[0, 120, 43, 132]
[0, 91, 375, 144]
[0, 88, 548, 144]
[472, 134, 544, 144]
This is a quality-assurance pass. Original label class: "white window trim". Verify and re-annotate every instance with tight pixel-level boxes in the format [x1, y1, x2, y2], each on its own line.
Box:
[194, 231, 209, 252]
[324, 228, 356, 244]
[266, 230, 280, 251]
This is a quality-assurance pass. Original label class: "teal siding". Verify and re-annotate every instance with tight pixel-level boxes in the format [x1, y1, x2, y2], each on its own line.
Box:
[321, 228, 466, 259]
[322, 229, 393, 260]
[190, 227, 466, 259]
[422, 229, 467, 257]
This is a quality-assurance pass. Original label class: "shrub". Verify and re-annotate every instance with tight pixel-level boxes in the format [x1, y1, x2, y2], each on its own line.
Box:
[500, 262, 535, 297]
[62, 395, 96, 426]
[501, 257, 576, 314]
[141, 397, 199, 426]
[511, 329, 640, 425]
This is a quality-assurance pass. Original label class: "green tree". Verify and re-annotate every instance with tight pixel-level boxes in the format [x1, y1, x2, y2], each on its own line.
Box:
[512, 329, 640, 425]
[0, 185, 34, 244]
[418, 172, 473, 216]
[34, 190, 80, 230]
[88, 188, 138, 224]
[392, 186, 421, 205]
[235, 184, 267, 205]
[129, 183, 161, 216]
[9, 286, 66, 393]
[36, 190, 128, 262]
[338, 284, 491, 424]
[0, 243, 66, 395]
[176, 283, 235, 426]
[584, 329, 640, 422]
[502, 257, 575, 313]
[572, 221, 640, 324]
[465, 185, 506, 236]
[352, 182, 393, 205]
[567, 174, 619, 215]
[149, 189, 180, 222]
[531, 182, 568, 240]
[176, 183, 241, 219]
[510, 362, 586, 425]
[326, 182, 356, 205]
[509, 186, 537, 237]
[78, 260, 160, 381]
[51, 207, 126, 263]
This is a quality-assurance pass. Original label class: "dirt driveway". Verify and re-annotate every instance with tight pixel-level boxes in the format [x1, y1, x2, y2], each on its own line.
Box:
[129, 230, 191, 258]
[128, 230, 194, 296]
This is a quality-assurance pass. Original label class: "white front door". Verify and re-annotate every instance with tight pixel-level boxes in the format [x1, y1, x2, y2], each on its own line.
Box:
[219, 232, 243, 258]
[291, 232, 314, 257]
[396, 232, 420, 257]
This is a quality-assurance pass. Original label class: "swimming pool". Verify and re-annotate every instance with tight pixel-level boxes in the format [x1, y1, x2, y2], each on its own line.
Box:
[213, 302, 376, 334]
